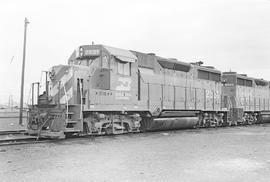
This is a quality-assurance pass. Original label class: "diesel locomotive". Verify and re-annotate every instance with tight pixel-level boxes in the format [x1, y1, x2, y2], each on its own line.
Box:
[27, 44, 270, 138]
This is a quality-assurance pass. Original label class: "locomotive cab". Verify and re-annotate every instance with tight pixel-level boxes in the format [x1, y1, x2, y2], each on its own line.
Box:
[28, 45, 140, 138]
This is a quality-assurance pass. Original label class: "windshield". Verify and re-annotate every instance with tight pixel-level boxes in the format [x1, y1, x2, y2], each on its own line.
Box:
[75, 57, 100, 67]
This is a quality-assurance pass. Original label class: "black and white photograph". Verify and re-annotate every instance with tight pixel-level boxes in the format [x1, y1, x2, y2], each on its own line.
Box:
[1, 0, 270, 181]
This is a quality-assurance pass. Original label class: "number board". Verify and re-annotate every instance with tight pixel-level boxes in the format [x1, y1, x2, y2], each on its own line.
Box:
[84, 49, 100, 56]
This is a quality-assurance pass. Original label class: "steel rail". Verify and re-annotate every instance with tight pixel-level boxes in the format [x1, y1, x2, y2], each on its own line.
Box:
[0, 130, 26, 135]
[0, 138, 51, 146]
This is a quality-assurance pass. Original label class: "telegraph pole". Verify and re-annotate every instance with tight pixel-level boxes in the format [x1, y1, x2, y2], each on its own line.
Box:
[19, 18, 30, 125]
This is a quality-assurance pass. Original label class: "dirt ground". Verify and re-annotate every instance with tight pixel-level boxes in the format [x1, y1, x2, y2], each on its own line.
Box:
[1, 125, 270, 182]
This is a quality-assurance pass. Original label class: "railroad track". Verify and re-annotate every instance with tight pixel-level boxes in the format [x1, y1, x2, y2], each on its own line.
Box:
[0, 130, 51, 146]
[0, 130, 135, 146]
[0, 130, 96, 146]
[1, 123, 267, 147]
[0, 130, 26, 135]
[0, 138, 51, 146]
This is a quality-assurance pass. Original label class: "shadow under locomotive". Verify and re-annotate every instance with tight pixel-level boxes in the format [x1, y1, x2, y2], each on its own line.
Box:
[27, 44, 270, 139]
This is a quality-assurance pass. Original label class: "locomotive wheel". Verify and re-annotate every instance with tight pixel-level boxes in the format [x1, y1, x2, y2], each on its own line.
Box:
[205, 121, 210, 128]
[104, 126, 113, 135]
[123, 123, 130, 132]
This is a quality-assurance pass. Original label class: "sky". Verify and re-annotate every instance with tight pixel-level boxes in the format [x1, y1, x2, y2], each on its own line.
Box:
[0, 0, 270, 105]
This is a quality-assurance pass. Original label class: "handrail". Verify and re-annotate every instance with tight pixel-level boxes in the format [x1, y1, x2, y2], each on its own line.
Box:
[79, 79, 83, 131]
[63, 84, 69, 125]
[37, 115, 50, 140]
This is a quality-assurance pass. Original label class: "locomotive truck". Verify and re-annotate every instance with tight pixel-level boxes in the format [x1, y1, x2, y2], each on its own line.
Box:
[27, 44, 270, 138]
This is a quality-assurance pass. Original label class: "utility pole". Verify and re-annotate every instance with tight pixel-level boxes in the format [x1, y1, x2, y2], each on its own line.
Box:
[19, 18, 30, 125]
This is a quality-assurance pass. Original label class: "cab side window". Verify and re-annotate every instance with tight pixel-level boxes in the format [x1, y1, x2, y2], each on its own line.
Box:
[117, 61, 131, 76]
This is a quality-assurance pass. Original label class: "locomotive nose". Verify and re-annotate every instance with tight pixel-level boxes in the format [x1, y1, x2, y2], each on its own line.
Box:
[49, 65, 73, 105]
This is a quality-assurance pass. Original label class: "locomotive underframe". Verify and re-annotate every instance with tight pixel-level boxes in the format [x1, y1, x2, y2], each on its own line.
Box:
[27, 104, 270, 139]
[198, 111, 228, 128]
[82, 111, 141, 135]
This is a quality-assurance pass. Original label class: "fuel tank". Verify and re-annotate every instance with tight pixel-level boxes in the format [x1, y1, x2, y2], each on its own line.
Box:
[140, 117, 199, 132]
